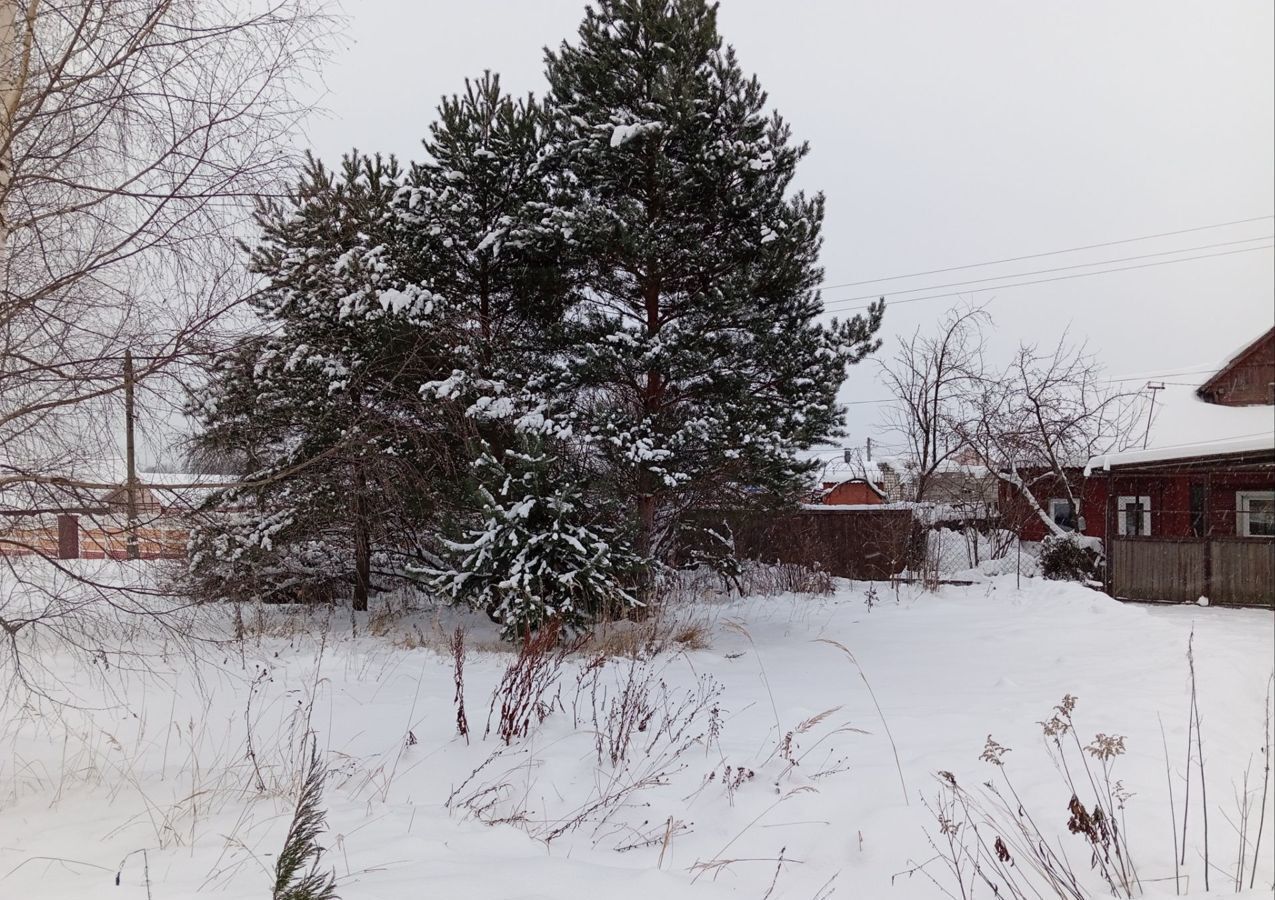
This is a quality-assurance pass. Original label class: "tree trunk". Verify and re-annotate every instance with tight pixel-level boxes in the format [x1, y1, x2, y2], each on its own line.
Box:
[634, 491, 657, 612]
[123, 349, 140, 560]
[999, 469, 1067, 539]
[634, 272, 664, 599]
[352, 463, 370, 612]
[0, 1, 37, 251]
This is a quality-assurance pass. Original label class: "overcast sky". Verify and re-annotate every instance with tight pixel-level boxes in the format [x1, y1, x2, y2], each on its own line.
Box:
[299, 0, 1274, 456]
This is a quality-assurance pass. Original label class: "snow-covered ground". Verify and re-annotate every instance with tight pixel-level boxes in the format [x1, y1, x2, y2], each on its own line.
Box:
[1, 570, 1272, 899]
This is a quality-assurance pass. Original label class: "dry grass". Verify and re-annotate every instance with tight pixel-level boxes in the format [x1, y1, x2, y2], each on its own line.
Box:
[588, 612, 712, 658]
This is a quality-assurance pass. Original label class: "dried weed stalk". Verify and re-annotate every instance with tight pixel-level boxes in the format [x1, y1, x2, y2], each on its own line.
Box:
[485, 620, 580, 745]
[449, 625, 469, 743]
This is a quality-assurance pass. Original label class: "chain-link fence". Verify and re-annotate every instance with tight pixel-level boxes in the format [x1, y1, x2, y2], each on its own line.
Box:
[921, 525, 1040, 580]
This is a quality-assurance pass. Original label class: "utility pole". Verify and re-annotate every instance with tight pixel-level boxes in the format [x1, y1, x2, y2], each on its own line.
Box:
[123, 349, 140, 560]
[866, 437, 873, 462]
[1141, 381, 1165, 450]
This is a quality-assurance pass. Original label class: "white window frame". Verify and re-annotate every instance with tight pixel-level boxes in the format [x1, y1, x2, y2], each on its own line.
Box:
[1048, 498, 1076, 531]
[1117, 495, 1152, 536]
[1236, 490, 1275, 538]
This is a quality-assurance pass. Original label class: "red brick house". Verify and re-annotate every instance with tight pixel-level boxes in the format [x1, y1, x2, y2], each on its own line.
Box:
[0, 460, 228, 561]
[1084, 328, 1274, 605]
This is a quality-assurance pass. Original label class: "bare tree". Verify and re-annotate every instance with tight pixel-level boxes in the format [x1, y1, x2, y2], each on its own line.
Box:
[0, 0, 330, 689]
[959, 333, 1141, 538]
[878, 304, 989, 502]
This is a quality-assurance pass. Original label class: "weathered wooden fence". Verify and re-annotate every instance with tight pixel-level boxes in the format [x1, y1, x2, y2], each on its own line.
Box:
[694, 507, 924, 580]
[0, 511, 187, 560]
[1209, 538, 1275, 606]
[1110, 536, 1275, 607]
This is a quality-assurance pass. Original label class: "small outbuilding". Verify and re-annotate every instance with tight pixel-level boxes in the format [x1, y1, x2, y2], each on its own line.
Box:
[819, 477, 887, 506]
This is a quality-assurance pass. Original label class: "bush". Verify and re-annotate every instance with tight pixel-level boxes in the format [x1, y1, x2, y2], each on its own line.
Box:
[186, 508, 347, 606]
[1040, 532, 1102, 582]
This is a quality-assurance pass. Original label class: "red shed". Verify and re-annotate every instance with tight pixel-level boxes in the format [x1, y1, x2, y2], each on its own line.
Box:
[819, 478, 887, 506]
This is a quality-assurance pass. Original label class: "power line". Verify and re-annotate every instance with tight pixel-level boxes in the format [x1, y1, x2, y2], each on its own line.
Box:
[1104, 368, 1217, 384]
[816, 214, 1274, 292]
[820, 243, 1274, 314]
[821, 235, 1271, 308]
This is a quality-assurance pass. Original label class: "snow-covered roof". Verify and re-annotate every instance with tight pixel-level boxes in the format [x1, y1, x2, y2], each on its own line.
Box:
[0, 457, 235, 512]
[1208, 327, 1274, 380]
[1086, 432, 1274, 474]
[1086, 349, 1275, 473]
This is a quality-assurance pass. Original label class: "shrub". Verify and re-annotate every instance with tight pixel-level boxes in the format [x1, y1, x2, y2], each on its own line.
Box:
[1040, 532, 1102, 582]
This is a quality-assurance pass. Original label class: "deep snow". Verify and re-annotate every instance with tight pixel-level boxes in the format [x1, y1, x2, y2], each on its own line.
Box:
[1, 573, 1272, 899]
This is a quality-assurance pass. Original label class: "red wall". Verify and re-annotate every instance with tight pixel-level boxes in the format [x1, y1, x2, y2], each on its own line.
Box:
[998, 470, 1107, 541]
[1000, 470, 1275, 541]
[1098, 472, 1275, 538]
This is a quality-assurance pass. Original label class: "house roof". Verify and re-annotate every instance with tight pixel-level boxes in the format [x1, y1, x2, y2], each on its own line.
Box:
[1086, 328, 1275, 474]
[0, 456, 234, 513]
[800, 446, 893, 490]
[1196, 326, 1275, 399]
[1086, 432, 1275, 474]
[821, 477, 887, 500]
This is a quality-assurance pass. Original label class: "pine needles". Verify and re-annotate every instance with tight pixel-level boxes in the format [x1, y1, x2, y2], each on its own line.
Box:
[272, 736, 338, 900]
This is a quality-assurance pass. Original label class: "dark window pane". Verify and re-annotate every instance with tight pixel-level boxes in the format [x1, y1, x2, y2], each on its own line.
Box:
[1190, 483, 1205, 536]
[1250, 498, 1275, 536]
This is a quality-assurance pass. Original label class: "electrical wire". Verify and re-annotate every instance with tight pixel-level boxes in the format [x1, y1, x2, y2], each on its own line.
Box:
[820, 243, 1274, 314]
[815, 214, 1274, 292]
[821, 235, 1272, 307]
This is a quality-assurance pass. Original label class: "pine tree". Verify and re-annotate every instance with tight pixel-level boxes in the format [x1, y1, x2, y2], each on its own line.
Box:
[534, 0, 883, 569]
[190, 153, 458, 609]
[190, 77, 575, 610]
[402, 72, 566, 430]
[429, 440, 640, 639]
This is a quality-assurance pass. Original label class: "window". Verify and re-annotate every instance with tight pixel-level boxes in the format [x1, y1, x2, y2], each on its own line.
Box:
[1048, 498, 1077, 531]
[1189, 483, 1206, 536]
[1236, 491, 1275, 537]
[1117, 496, 1151, 536]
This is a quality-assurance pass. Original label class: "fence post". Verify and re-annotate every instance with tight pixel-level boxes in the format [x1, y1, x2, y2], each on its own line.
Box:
[1202, 473, 1213, 601]
[57, 514, 80, 559]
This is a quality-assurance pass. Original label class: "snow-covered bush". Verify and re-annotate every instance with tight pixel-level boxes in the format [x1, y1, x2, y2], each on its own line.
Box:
[428, 445, 641, 639]
[1040, 532, 1103, 582]
[186, 504, 346, 606]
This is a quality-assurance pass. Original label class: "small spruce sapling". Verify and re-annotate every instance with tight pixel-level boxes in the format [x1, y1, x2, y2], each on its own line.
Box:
[429, 441, 641, 639]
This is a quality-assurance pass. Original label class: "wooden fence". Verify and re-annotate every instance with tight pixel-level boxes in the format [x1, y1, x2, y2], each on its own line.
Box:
[694, 507, 924, 580]
[1110, 536, 1275, 607]
[0, 512, 187, 560]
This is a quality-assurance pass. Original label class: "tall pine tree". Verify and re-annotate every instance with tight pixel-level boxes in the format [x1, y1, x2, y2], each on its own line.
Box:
[190, 153, 456, 609]
[401, 72, 566, 424]
[191, 78, 577, 613]
[534, 0, 883, 566]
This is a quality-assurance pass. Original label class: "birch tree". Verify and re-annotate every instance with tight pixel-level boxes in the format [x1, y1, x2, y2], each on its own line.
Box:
[0, 0, 328, 690]
[960, 335, 1141, 537]
[878, 304, 988, 502]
